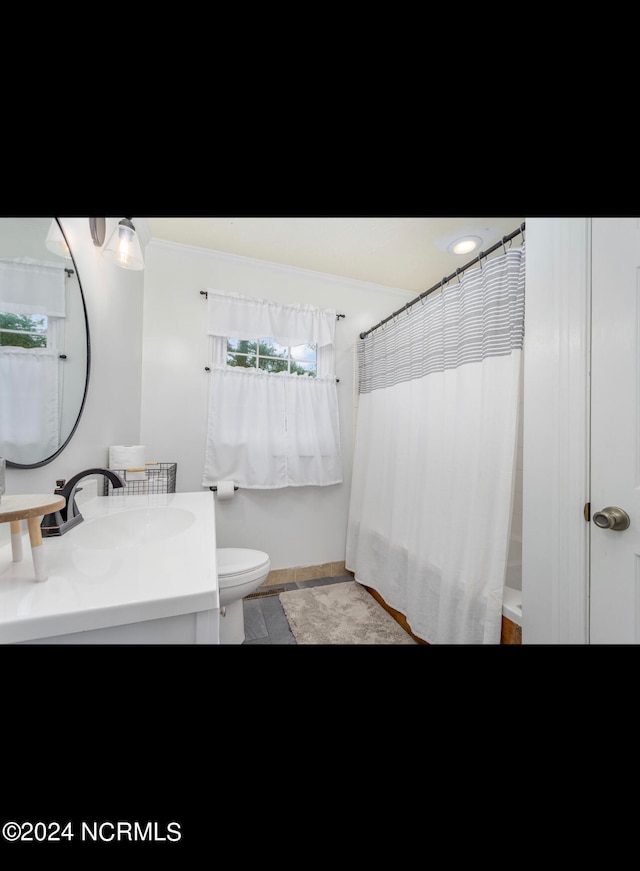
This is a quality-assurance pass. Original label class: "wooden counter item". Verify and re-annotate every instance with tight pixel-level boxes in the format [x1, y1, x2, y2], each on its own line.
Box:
[0, 494, 66, 581]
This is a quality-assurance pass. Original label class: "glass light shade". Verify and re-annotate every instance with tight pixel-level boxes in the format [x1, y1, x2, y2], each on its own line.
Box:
[45, 219, 72, 259]
[102, 218, 144, 270]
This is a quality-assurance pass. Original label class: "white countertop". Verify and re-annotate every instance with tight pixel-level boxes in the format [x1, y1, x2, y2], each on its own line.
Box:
[0, 491, 218, 644]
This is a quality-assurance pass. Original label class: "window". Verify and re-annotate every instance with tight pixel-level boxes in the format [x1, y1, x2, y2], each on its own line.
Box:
[0, 311, 48, 348]
[227, 337, 317, 376]
[203, 290, 342, 489]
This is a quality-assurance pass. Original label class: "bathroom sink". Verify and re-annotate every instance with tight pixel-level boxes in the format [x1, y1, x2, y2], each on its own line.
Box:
[70, 506, 196, 550]
[0, 492, 219, 645]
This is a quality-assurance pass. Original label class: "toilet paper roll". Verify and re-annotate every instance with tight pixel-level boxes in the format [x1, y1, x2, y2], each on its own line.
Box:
[109, 445, 146, 470]
[215, 481, 236, 501]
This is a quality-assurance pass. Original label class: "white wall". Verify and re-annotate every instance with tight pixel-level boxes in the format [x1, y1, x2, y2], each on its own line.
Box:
[2, 217, 144, 545]
[139, 240, 414, 570]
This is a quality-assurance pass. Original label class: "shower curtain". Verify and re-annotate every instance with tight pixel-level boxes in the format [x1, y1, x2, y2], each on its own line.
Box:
[345, 244, 525, 644]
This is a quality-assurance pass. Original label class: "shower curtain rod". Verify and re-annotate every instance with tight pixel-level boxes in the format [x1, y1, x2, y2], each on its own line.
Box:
[359, 221, 526, 340]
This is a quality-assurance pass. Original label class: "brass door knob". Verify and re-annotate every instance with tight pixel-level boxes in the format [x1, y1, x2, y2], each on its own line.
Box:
[592, 506, 631, 531]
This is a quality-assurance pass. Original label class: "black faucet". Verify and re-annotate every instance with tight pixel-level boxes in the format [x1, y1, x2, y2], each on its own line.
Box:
[41, 468, 126, 537]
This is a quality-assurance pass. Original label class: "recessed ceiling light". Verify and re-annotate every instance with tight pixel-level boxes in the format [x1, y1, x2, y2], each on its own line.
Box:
[447, 235, 483, 256]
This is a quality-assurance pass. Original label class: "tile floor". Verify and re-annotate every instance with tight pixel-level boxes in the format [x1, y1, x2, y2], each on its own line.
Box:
[242, 575, 354, 644]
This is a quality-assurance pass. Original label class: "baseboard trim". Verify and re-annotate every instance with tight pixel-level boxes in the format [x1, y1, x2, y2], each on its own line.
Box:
[262, 562, 353, 587]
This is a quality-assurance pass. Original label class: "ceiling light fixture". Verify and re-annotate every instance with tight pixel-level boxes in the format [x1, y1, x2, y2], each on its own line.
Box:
[44, 219, 72, 259]
[447, 235, 483, 256]
[102, 217, 144, 271]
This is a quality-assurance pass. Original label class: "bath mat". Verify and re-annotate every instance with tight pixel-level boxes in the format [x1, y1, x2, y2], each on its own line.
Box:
[279, 581, 417, 645]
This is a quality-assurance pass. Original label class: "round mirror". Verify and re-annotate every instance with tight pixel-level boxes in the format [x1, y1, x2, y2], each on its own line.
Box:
[0, 217, 90, 468]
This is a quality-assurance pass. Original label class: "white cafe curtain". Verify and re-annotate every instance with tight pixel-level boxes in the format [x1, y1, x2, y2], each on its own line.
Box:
[0, 348, 60, 463]
[202, 291, 342, 489]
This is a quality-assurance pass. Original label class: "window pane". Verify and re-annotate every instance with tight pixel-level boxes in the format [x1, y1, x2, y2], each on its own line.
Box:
[258, 337, 288, 358]
[0, 312, 48, 333]
[225, 337, 317, 376]
[0, 332, 47, 349]
[227, 353, 256, 368]
[292, 361, 317, 377]
[291, 343, 316, 362]
[0, 312, 48, 348]
[227, 338, 259, 352]
[258, 357, 289, 373]
[234, 339, 257, 355]
[29, 315, 47, 333]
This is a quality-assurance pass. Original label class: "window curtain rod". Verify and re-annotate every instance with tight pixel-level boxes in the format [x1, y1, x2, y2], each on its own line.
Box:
[359, 221, 526, 340]
[198, 290, 345, 320]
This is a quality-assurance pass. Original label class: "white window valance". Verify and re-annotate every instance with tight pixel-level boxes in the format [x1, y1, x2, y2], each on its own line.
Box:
[0, 257, 67, 318]
[206, 290, 336, 347]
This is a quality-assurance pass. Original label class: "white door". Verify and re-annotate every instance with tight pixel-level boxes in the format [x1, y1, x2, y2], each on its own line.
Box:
[590, 217, 640, 643]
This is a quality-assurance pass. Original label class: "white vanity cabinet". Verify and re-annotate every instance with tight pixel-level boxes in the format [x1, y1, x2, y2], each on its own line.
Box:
[20, 609, 219, 644]
[0, 492, 220, 645]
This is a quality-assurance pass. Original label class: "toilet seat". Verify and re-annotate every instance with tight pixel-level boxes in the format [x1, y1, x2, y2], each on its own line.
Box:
[217, 548, 270, 587]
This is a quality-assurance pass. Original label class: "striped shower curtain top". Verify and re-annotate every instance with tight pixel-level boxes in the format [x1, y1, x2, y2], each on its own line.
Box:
[358, 246, 525, 394]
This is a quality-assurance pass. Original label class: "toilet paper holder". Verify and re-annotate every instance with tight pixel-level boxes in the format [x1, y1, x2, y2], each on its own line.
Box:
[209, 485, 239, 492]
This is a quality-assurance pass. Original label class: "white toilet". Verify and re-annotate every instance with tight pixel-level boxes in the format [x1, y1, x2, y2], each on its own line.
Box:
[217, 548, 271, 644]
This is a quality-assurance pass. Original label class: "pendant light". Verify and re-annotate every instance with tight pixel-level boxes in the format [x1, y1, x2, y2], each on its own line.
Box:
[45, 219, 72, 259]
[102, 217, 144, 270]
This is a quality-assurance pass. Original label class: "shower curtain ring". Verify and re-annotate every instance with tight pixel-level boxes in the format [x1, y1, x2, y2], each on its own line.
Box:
[478, 251, 484, 269]
[502, 236, 507, 255]
[456, 268, 462, 284]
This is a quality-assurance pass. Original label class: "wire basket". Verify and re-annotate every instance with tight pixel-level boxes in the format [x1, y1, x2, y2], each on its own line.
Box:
[103, 463, 177, 496]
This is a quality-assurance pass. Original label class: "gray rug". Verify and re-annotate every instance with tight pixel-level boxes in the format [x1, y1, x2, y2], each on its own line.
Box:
[279, 581, 417, 645]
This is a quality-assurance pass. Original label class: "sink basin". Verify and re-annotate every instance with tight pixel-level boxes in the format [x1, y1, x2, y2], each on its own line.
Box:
[0, 491, 219, 645]
[70, 506, 196, 550]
